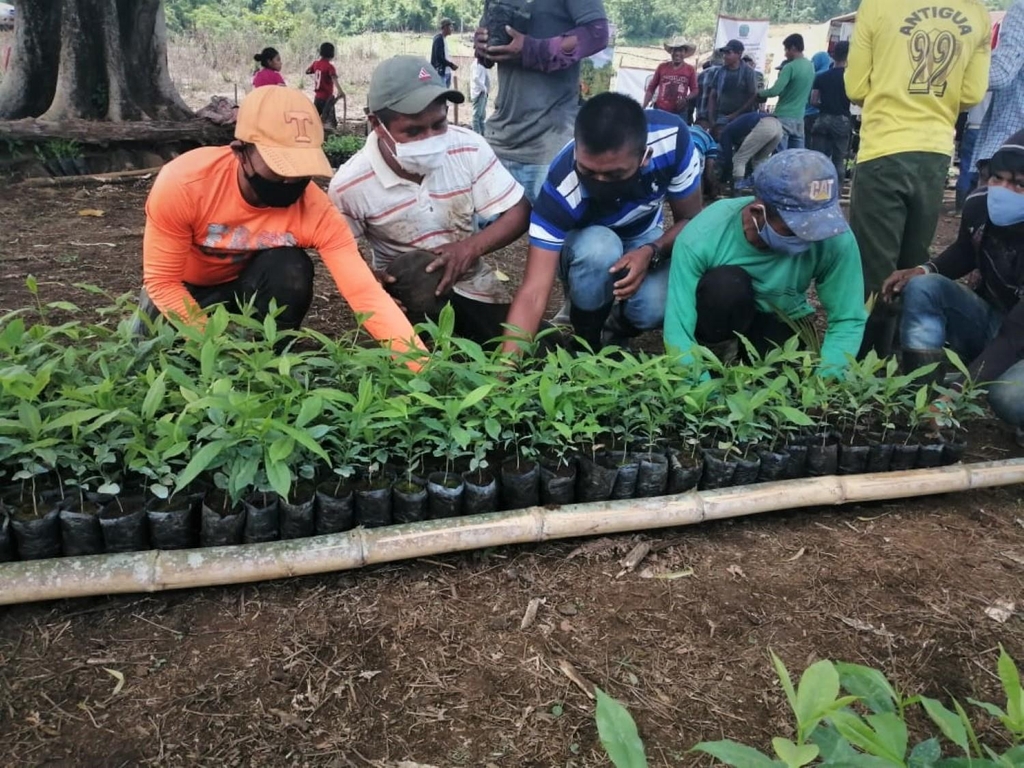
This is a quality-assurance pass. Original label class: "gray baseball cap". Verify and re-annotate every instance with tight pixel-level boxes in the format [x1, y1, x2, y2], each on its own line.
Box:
[368, 55, 465, 114]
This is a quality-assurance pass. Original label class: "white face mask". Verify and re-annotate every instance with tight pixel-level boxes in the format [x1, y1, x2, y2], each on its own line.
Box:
[380, 123, 448, 175]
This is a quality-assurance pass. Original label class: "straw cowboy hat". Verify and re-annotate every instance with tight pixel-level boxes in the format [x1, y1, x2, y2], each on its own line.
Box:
[664, 37, 696, 54]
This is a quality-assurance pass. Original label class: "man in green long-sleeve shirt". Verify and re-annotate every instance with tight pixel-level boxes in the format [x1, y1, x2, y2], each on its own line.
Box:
[664, 149, 866, 374]
[758, 33, 815, 149]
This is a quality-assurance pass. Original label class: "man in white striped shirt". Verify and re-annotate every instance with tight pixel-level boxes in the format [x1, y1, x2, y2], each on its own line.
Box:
[504, 92, 703, 352]
[329, 56, 529, 342]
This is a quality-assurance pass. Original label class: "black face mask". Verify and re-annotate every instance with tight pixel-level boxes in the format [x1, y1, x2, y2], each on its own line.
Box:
[579, 172, 646, 204]
[576, 150, 651, 204]
[246, 170, 310, 207]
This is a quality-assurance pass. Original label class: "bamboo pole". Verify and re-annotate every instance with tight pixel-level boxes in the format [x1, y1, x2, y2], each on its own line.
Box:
[1, 459, 1022, 606]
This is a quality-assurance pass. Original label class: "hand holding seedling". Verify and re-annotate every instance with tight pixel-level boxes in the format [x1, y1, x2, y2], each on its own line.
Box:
[881, 265, 927, 301]
[427, 240, 478, 295]
[610, 246, 653, 300]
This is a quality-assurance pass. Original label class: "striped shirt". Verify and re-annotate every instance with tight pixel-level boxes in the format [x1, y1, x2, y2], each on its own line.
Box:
[529, 110, 701, 251]
[328, 126, 523, 302]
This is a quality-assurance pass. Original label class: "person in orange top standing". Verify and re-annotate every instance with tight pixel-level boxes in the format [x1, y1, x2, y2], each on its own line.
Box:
[137, 86, 420, 355]
[643, 38, 699, 121]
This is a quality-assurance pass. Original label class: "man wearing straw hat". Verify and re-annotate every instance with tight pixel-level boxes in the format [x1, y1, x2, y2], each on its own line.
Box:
[643, 37, 699, 122]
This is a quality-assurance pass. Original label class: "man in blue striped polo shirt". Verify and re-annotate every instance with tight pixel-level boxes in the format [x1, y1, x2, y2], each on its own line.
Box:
[502, 92, 704, 352]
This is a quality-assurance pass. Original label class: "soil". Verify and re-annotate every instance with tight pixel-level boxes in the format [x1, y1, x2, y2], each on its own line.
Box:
[2, 182, 1024, 766]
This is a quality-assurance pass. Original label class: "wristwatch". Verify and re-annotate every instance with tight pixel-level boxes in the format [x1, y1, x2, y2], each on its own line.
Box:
[646, 242, 667, 269]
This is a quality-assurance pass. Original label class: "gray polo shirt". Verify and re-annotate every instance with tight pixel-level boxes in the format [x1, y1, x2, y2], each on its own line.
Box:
[485, 0, 606, 166]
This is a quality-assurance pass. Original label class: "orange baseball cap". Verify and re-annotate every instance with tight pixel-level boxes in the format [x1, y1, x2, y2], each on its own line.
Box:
[234, 87, 333, 178]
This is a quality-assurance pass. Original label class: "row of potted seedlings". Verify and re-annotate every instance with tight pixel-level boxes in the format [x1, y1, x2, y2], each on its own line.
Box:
[0, 296, 985, 562]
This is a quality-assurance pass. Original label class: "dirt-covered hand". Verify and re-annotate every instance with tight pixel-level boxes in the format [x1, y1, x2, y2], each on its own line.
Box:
[881, 266, 927, 301]
[474, 27, 492, 62]
[486, 27, 526, 62]
[374, 268, 406, 312]
[610, 247, 654, 300]
[426, 241, 478, 296]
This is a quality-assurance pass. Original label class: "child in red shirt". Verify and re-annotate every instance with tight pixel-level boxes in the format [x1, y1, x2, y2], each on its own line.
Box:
[306, 42, 345, 126]
[643, 38, 699, 118]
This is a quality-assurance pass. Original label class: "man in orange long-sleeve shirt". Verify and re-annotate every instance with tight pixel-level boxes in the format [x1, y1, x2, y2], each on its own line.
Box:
[137, 86, 420, 353]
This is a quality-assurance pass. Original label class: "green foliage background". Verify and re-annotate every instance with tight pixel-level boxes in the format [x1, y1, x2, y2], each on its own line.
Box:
[165, 0, 1017, 42]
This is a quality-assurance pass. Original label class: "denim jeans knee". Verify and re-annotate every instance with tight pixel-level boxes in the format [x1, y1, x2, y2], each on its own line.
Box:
[987, 360, 1024, 428]
[560, 227, 624, 311]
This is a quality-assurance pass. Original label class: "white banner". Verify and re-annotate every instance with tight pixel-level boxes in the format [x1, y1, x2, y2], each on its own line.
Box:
[715, 15, 771, 71]
[612, 67, 655, 104]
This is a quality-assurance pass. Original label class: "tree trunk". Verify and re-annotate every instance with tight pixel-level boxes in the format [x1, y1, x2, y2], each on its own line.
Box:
[0, 0, 192, 122]
[0, 0, 61, 119]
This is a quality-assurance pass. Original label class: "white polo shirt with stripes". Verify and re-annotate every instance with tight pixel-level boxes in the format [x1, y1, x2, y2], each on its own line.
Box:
[328, 126, 524, 304]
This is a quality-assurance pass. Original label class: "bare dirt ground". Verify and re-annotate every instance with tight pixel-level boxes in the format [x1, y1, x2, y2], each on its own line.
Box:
[1, 181, 1023, 767]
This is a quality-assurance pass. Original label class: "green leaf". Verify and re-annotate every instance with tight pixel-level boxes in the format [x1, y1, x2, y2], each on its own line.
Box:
[199, 339, 219, 379]
[772, 651, 799, 716]
[44, 407, 106, 432]
[265, 458, 292, 501]
[908, 737, 941, 768]
[268, 436, 295, 464]
[149, 483, 170, 500]
[920, 697, 969, 755]
[17, 401, 42, 438]
[25, 274, 38, 295]
[777, 405, 815, 427]
[296, 394, 324, 429]
[175, 439, 232, 494]
[968, 698, 1007, 719]
[795, 660, 841, 736]
[952, 698, 982, 759]
[141, 372, 167, 421]
[460, 384, 494, 412]
[691, 740, 780, 767]
[828, 709, 904, 764]
[998, 645, 1024, 732]
[866, 712, 908, 761]
[594, 688, 648, 768]
[772, 737, 818, 767]
[811, 724, 859, 763]
[836, 663, 899, 714]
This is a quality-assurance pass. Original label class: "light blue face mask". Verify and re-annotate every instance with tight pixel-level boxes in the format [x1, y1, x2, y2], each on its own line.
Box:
[754, 206, 811, 255]
[987, 184, 1024, 227]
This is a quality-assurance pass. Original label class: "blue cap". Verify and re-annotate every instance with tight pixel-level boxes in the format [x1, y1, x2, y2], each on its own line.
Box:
[753, 149, 848, 242]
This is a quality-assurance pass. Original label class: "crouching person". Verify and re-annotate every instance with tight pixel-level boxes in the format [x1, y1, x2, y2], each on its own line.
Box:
[329, 56, 529, 345]
[664, 150, 866, 373]
[882, 131, 1024, 444]
[503, 92, 703, 352]
[136, 87, 420, 355]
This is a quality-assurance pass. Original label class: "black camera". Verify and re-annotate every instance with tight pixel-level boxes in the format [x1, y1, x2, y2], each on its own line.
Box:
[482, 0, 532, 47]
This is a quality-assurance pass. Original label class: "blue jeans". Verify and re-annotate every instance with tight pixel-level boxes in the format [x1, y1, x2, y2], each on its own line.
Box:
[472, 94, 486, 135]
[902, 273, 1024, 427]
[501, 159, 548, 205]
[558, 225, 668, 331]
[777, 116, 805, 150]
[956, 127, 979, 209]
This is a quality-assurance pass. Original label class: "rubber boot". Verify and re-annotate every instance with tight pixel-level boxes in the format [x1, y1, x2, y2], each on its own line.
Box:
[601, 304, 640, 349]
[858, 304, 899, 359]
[901, 348, 947, 386]
[570, 303, 613, 353]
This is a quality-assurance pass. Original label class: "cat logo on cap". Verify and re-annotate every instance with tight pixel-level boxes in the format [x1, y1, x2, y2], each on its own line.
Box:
[809, 178, 834, 202]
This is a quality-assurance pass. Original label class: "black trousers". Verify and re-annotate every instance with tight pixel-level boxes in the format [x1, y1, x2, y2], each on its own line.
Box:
[137, 247, 314, 332]
[694, 265, 796, 354]
[412, 293, 510, 347]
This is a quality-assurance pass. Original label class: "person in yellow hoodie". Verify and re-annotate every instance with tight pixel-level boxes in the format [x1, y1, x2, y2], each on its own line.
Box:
[845, 0, 991, 356]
